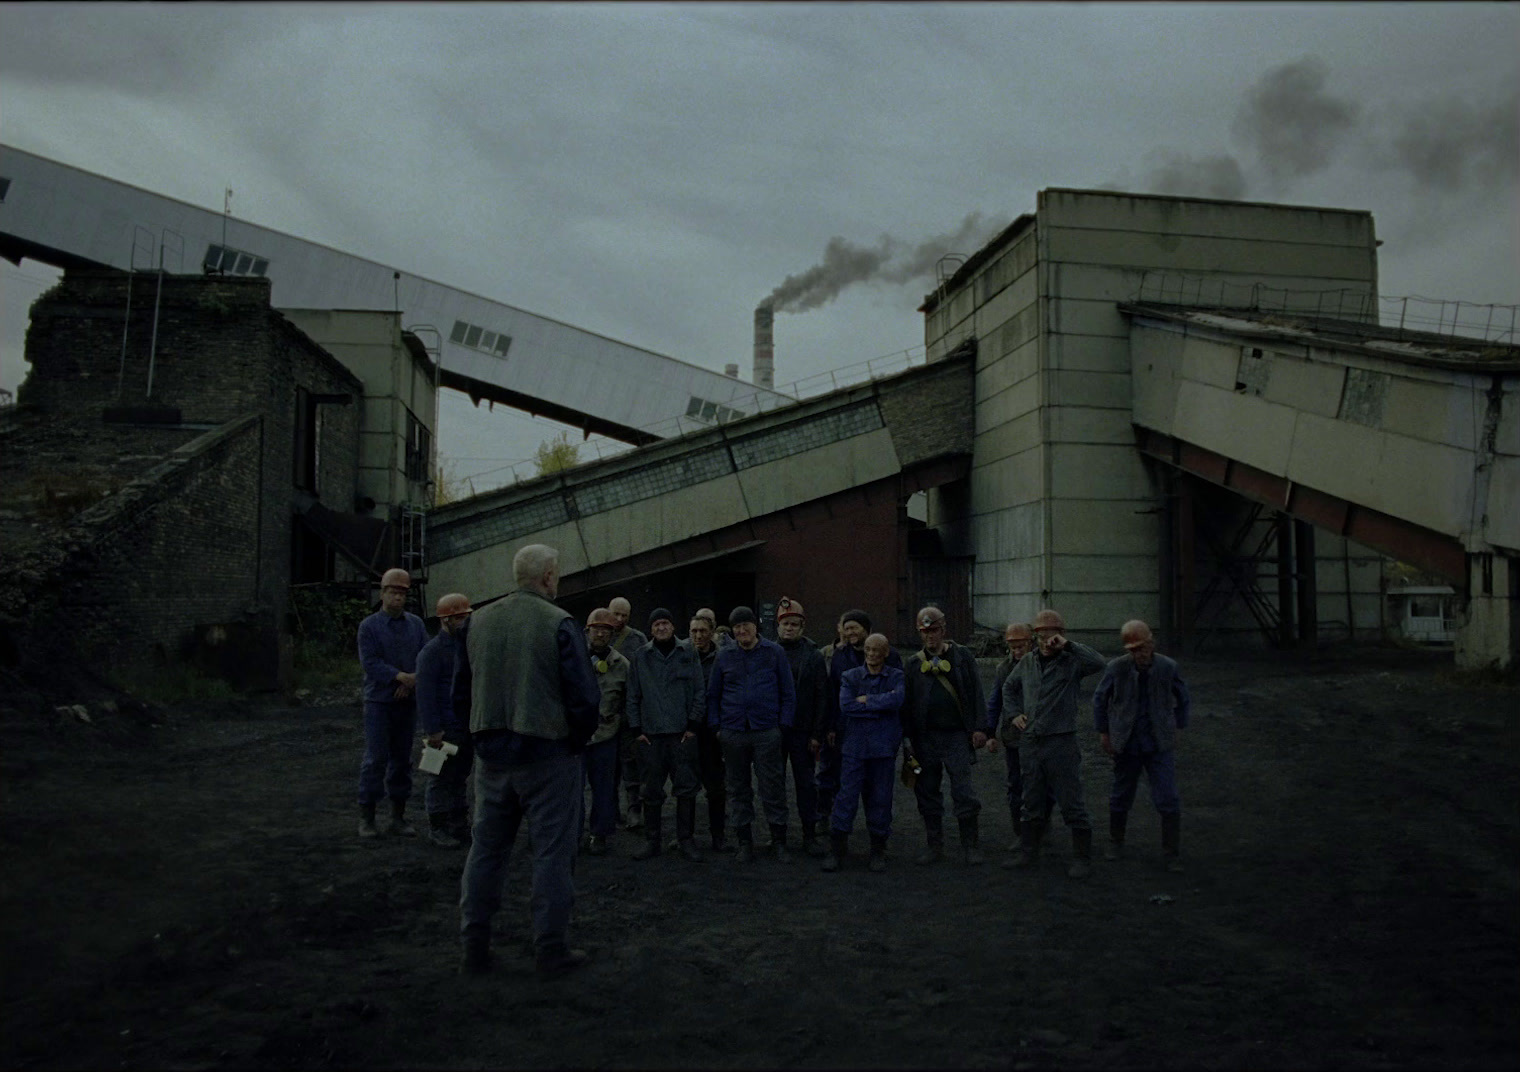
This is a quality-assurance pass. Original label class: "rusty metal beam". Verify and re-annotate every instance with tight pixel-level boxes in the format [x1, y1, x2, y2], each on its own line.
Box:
[1136, 426, 1466, 583]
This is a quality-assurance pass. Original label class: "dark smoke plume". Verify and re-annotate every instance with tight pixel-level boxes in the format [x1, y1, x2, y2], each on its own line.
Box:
[1232, 56, 1359, 180]
[1389, 93, 1519, 194]
[764, 212, 995, 313]
[1142, 152, 1249, 200]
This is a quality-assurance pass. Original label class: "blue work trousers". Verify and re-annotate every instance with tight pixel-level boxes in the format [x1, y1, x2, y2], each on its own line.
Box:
[582, 736, 620, 838]
[358, 700, 417, 806]
[1109, 748, 1181, 816]
[423, 730, 474, 817]
[780, 726, 819, 826]
[815, 737, 842, 811]
[459, 752, 581, 955]
[830, 755, 895, 840]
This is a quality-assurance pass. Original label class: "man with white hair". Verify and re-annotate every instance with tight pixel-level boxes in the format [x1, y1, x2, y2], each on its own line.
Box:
[454, 544, 601, 980]
[1001, 608, 1107, 878]
[355, 567, 429, 838]
[416, 591, 474, 848]
[1092, 619, 1191, 872]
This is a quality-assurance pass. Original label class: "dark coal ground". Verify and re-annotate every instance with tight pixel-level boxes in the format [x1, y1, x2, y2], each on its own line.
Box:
[1, 647, 1516, 1070]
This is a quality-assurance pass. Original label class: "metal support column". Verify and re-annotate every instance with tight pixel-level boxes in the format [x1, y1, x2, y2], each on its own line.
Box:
[1295, 520, 1318, 646]
[1276, 513, 1295, 649]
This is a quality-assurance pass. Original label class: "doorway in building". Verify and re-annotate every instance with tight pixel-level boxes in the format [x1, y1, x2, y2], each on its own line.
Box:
[713, 571, 756, 631]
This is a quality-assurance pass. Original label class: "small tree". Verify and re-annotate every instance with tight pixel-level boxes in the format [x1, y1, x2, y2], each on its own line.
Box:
[432, 458, 471, 506]
[534, 431, 580, 476]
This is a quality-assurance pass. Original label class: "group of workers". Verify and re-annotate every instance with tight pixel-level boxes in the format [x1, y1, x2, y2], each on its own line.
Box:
[356, 544, 1191, 980]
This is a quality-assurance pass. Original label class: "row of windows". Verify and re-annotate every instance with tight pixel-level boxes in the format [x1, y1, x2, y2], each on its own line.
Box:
[685, 395, 745, 425]
[729, 401, 882, 470]
[450, 319, 513, 357]
[431, 493, 571, 560]
[203, 243, 269, 277]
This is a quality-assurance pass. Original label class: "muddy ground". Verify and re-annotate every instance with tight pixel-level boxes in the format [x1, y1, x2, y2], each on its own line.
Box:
[1, 646, 1516, 1070]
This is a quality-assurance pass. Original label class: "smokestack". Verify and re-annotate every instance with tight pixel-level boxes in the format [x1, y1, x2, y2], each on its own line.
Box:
[752, 303, 774, 389]
[724, 363, 740, 378]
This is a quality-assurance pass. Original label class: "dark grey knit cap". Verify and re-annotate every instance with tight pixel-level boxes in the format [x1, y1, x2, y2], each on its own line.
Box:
[841, 609, 871, 630]
[728, 605, 757, 627]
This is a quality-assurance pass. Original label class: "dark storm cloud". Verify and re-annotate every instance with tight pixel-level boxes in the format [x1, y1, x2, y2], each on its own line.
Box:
[764, 213, 997, 314]
[1232, 56, 1360, 180]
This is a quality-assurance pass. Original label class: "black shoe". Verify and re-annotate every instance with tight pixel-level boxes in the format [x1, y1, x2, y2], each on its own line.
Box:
[535, 948, 589, 981]
[587, 835, 609, 856]
[735, 842, 754, 863]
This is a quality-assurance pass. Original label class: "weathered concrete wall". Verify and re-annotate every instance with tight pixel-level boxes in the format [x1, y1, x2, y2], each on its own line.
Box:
[922, 190, 1380, 645]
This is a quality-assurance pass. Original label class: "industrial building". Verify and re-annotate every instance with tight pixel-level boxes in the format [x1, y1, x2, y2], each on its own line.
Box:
[2, 145, 1514, 682]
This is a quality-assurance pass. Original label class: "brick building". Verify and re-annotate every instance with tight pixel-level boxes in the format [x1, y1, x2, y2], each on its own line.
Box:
[0, 271, 400, 690]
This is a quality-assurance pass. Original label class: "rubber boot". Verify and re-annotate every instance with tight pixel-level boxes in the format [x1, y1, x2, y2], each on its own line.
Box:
[803, 821, 828, 858]
[959, 816, 984, 865]
[914, 830, 944, 866]
[769, 823, 789, 863]
[1104, 810, 1127, 861]
[709, 800, 730, 852]
[459, 932, 491, 976]
[1067, 827, 1093, 879]
[675, 798, 702, 861]
[428, 811, 465, 848]
[868, 833, 888, 873]
[535, 946, 590, 982]
[822, 831, 847, 873]
[735, 825, 754, 863]
[632, 812, 662, 860]
[1007, 807, 1023, 853]
[1162, 812, 1183, 872]
[357, 802, 379, 839]
[451, 806, 473, 847]
[1004, 819, 1044, 869]
[624, 790, 644, 832]
[387, 800, 418, 837]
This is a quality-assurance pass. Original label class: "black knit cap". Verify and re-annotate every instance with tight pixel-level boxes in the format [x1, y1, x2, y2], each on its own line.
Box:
[728, 605, 758, 627]
[841, 609, 871, 630]
[648, 607, 674, 628]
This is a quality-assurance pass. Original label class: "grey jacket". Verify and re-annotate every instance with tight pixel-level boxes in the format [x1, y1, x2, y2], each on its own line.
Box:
[627, 641, 705, 736]
[1092, 653, 1191, 753]
[588, 646, 630, 746]
[1000, 641, 1106, 738]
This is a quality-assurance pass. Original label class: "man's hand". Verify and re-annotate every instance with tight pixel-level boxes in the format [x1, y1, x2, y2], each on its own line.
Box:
[856, 694, 868, 704]
[985, 737, 1000, 754]
[680, 730, 695, 743]
[1045, 634, 1067, 654]
[1100, 732, 1115, 756]
[637, 734, 651, 745]
[808, 738, 821, 760]
[971, 731, 988, 750]
[826, 731, 837, 748]
[426, 731, 444, 750]
[394, 671, 416, 700]
[394, 682, 414, 700]
[1012, 714, 1029, 731]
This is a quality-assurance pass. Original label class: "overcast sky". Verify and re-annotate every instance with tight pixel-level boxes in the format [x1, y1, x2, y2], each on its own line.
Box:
[2, 2, 1516, 488]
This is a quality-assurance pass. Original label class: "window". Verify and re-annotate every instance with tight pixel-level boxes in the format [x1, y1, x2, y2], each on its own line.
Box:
[684, 395, 745, 426]
[450, 319, 512, 357]
[405, 410, 431, 483]
[202, 243, 268, 276]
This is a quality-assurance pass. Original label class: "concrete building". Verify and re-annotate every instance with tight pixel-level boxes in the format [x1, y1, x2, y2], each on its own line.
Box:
[919, 189, 1389, 647]
[0, 271, 430, 689]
